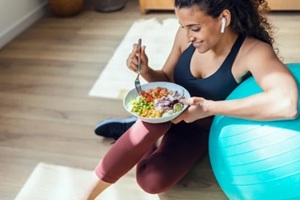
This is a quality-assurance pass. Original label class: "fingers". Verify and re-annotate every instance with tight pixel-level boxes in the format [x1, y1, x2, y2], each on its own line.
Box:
[181, 98, 195, 105]
[127, 42, 146, 72]
[181, 97, 203, 105]
[127, 54, 138, 72]
[131, 42, 142, 55]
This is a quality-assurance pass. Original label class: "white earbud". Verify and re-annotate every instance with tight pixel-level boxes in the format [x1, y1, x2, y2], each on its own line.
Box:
[221, 17, 226, 33]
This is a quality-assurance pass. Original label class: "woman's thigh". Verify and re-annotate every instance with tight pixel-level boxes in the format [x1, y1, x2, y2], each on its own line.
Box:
[95, 119, 172, 183]
[136, 121, 209, 193]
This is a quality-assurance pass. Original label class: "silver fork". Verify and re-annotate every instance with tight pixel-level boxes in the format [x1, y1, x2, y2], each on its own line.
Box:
[134, 38, 142, 94]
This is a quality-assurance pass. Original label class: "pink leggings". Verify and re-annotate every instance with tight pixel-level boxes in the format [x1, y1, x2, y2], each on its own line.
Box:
[95, 118, 212, 194]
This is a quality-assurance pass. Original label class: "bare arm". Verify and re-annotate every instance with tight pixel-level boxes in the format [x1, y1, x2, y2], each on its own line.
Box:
[206, 42, 298, 120]
[174, 41, 298, 123]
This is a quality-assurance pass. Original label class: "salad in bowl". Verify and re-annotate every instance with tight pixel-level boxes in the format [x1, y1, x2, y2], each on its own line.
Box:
[123, 82, 190, 123]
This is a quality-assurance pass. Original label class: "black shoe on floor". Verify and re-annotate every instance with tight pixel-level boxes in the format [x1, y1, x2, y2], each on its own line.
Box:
[94, 117, 137, 140]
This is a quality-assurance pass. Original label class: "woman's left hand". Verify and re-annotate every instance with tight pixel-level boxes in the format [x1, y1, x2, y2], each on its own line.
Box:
[172, 97, 211, 124]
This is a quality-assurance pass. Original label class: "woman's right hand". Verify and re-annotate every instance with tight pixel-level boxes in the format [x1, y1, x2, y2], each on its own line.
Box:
[126, 41, 149, 75]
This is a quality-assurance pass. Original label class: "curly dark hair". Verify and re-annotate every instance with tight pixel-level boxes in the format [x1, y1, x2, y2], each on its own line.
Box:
[174, 0, 274, 47]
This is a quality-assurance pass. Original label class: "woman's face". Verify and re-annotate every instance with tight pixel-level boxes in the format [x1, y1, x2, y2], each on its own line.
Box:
[175, 6, 222, 53]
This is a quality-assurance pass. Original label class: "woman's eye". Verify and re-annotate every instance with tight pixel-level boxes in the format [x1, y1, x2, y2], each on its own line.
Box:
[191, 27, 200, 32]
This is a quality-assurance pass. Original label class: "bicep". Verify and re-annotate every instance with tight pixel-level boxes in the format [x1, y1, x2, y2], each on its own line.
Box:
[247, 44, 296, 94]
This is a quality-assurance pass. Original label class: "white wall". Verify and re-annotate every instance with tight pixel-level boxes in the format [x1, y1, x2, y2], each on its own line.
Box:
[0, 0, 47, 49]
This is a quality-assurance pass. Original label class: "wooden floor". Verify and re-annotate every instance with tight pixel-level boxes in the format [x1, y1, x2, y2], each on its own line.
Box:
[0, 0, 299, 199]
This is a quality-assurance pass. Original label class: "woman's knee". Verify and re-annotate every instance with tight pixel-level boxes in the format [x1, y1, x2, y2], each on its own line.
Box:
[136, 162, 178, 194]
[136, 172, 172, 194]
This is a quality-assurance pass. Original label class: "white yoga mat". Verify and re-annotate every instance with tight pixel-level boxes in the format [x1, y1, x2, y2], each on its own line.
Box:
[15, 163, 159, 200]
[89, 18, 178, 99]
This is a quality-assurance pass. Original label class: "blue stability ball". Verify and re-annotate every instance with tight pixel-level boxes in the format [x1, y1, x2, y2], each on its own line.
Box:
[209, 63, 300, 200]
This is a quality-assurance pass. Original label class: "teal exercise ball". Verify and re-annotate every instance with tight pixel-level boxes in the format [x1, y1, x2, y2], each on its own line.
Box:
[209, 63, 300, 200]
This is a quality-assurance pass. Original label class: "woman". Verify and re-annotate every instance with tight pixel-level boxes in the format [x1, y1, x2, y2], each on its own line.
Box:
[85, 0, 298, 199]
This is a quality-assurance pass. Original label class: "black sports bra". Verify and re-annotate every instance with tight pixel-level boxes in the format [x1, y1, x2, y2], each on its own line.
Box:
[174, 34, 250, 100]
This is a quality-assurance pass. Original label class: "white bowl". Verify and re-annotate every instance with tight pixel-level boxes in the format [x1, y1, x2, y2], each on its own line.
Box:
[123, 82, 191, 123]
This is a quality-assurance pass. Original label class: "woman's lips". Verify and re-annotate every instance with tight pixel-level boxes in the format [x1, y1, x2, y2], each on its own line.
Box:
[193, 41, 203, 48]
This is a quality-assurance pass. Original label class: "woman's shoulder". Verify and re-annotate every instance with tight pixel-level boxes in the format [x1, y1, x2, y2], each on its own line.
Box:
[233, 36, 281, 77]
[173, 27, 191, 53]
[240, 37, 278, 63]
[242, 37, 275, 56]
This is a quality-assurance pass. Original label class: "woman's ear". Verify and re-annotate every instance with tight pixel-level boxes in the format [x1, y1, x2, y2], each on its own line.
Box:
[220, 9, 231, 33]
